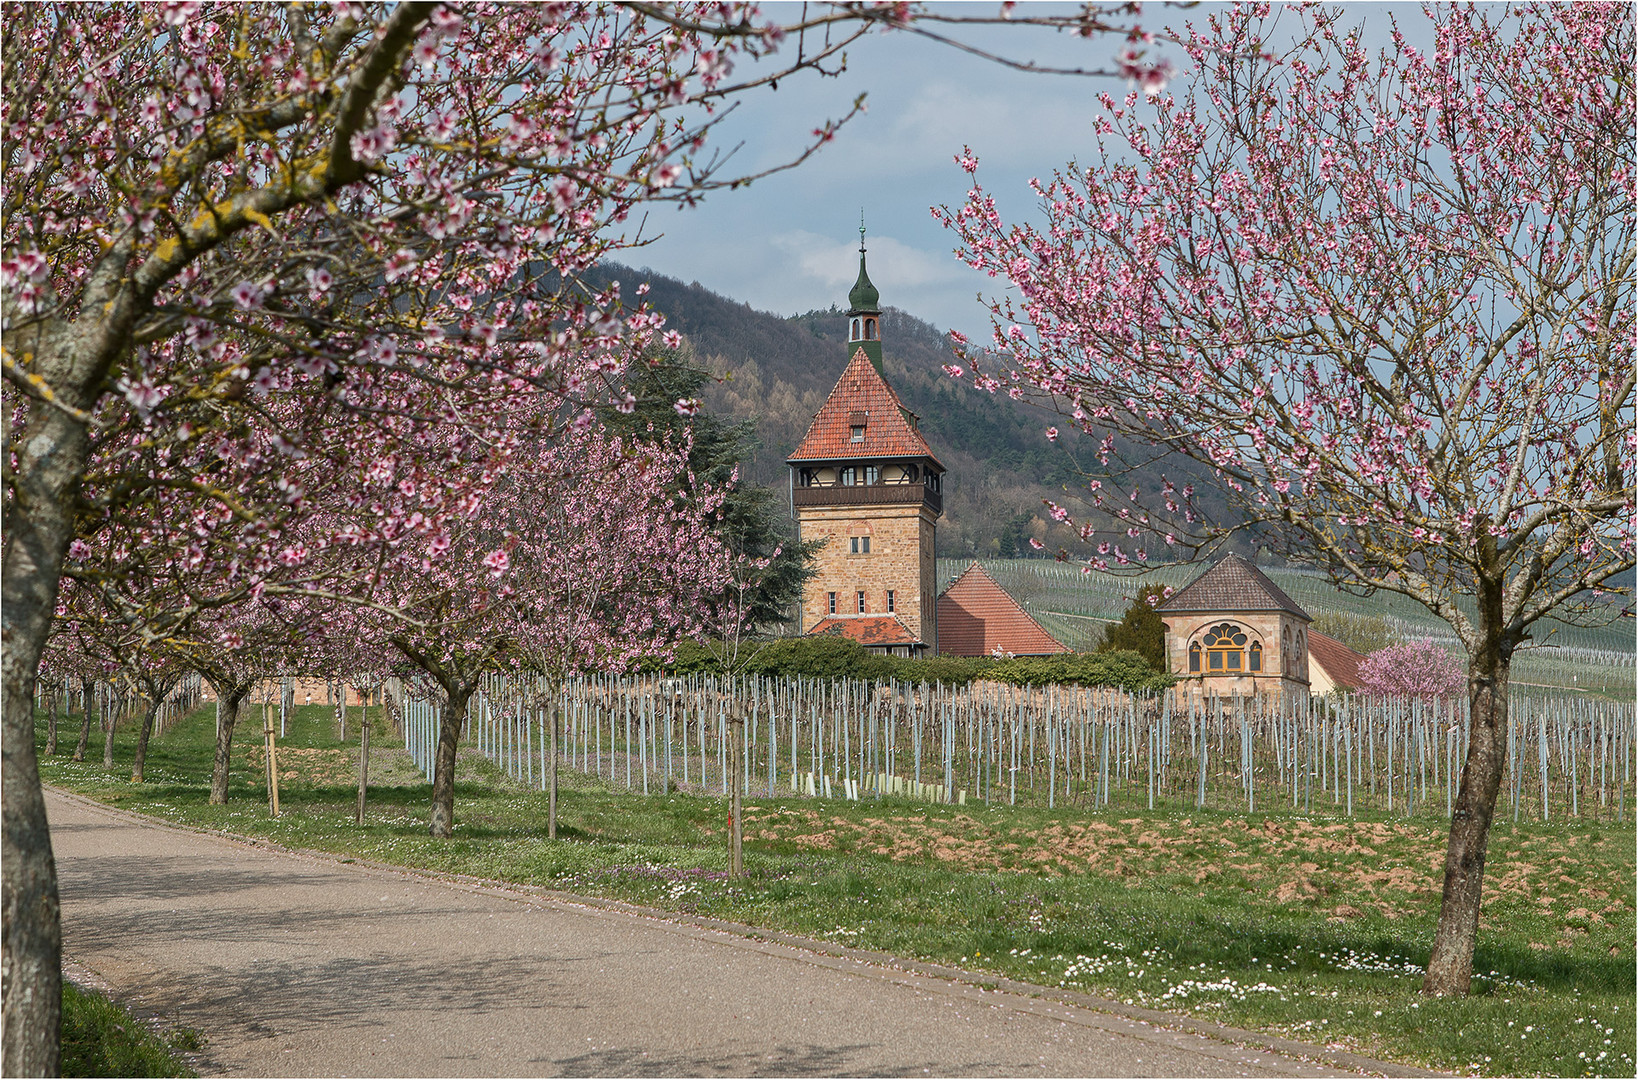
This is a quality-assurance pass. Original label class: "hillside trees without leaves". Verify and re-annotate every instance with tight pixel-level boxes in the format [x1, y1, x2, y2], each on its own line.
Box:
[940, 2, 1634, 995]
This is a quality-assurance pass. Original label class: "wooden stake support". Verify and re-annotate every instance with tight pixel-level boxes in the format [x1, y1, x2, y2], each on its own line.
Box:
[728, 712, 745, 878]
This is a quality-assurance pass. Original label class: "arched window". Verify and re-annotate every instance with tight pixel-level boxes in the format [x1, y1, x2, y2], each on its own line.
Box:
[850, 317, 862, 339]
[1249, 641, 1263, 672]
[1188, 642, 1201, 673]
[1203, 623, 1249, 672]
[864, 317, 877, 340]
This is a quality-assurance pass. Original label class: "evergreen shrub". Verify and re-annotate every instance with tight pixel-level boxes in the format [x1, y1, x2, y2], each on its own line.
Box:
[639, 637, 1172, 691]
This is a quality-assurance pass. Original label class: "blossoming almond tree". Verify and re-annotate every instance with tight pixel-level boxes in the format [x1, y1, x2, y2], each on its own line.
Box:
[0, 7, 844, 1066]
[338, 419, 729, 837]
[1358, 639, 1467, 702]
[0, 3, 1168, 1069]
[940, 3, 1634, 996]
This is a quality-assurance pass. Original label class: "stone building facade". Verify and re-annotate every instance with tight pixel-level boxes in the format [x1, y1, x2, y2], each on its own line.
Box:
[787, 238, 943, 657]
[1156, 555, 1313, 703]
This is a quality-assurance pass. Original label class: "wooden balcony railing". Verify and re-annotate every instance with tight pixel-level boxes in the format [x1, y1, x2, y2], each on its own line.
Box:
[792, 482, 941, 515]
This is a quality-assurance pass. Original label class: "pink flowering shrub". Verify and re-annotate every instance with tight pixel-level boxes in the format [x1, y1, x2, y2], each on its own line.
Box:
[1358, 640, 1465, 702]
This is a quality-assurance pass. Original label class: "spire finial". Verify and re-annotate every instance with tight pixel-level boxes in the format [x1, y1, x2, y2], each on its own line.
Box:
[859, 209, 867, 253]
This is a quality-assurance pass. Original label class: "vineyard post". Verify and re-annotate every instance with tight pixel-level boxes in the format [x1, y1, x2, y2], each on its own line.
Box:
[549, 696, 559, 839]
[728, 710, 745, 878]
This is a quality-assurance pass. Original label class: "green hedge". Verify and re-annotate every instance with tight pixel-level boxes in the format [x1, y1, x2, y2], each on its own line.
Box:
[642, 637, 1173, 692]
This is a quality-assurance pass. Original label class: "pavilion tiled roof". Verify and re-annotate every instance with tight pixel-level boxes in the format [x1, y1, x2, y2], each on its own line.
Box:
[1307, 630, 1366, 690]
[936, 562, 1068, 657]
[810, 614, 921, 647]
[1155, 554, 1310, 620]
[787, 347, 943, 466]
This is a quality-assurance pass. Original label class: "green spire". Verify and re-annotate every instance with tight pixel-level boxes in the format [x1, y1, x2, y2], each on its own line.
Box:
[847, 218, 880, 314]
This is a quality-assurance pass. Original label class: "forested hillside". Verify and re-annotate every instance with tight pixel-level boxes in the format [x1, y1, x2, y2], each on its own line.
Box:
[602, 264, 1241, 558]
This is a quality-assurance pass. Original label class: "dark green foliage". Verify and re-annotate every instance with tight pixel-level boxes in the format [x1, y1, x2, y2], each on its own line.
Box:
[641, 637, 1172, 691]
[996, 511, 1036, 558]
[1098, 584, 1168, 670]
[61, 982, 199, 1077]
[743, 634, 876, 680]
[603, 349, 820, 628]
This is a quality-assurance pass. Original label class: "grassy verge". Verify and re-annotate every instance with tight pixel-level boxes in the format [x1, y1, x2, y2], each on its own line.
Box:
[62, 981, 200, 1078]
[40, 702, 1635, 1078]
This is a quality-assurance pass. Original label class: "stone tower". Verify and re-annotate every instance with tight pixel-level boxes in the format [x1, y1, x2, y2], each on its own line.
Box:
[787, 234, 944, 656]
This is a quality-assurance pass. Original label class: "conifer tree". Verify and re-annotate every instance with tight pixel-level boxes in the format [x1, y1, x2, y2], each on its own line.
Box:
[1097, 584, 1167, 669]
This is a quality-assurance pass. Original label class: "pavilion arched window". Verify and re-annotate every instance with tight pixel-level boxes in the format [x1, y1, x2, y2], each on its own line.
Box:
[1203, 623, 1250, 672]
[1249, 641, 1263, 672]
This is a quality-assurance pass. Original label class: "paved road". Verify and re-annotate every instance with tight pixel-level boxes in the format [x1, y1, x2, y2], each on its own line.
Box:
[50, 791, 1410, 1078]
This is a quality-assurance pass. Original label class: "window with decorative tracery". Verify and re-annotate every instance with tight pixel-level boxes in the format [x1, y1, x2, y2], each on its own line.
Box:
[1201, 622, 1250, 672]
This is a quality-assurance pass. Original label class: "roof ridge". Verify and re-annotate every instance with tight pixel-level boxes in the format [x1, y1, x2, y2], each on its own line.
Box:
[1155, 553, 1311, 619]
[937, 560, 1068, 656]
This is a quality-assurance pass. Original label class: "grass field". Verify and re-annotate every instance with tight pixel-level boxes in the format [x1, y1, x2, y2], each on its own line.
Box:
[61, 980, 200, 1078]
[39, 700, 1636, 1078]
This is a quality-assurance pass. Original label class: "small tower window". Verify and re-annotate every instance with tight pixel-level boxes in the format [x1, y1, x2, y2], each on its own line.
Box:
[850, 317, 862, 339]
[827, 592, 837, 615]
[886, 590, 895, 613]
[864, 317, 877, 340]
[857, 590, 867, 613]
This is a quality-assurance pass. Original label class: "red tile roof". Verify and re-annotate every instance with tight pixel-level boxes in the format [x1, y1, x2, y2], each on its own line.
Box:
[810, 615, 922, 647]
[1156, 554, 1310, 619]
[1307, 630, 1366, 690]
[788, 347, 944, 466]
[936, 562, 1068, 657]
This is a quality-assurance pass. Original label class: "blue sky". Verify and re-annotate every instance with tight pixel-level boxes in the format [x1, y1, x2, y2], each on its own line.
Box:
[627, 2, 1427, 342]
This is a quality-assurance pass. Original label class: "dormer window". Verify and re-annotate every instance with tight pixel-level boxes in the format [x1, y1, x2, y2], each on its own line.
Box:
[850, 425, 865, 442]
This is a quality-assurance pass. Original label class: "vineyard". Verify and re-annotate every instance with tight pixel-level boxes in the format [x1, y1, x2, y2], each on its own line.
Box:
[939, 558, 1637, 696]
[396, 673, 1634, 827]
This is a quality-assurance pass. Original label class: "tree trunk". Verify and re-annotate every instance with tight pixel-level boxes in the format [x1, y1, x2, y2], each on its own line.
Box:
[71, 679, 92, 762]
[548, 700, 559, 840]
[1, 364, 95, 1076]
[429, 686, 473, 838]
[132, 696, 159, 783]
[45, 686, 58, 757]
[1423, 577, 1515, 997]
[210, 686, 250, 805]
[356, 699, 370, 826]
[101, 690, 119, 769]
[0, 654, 60, 1080]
